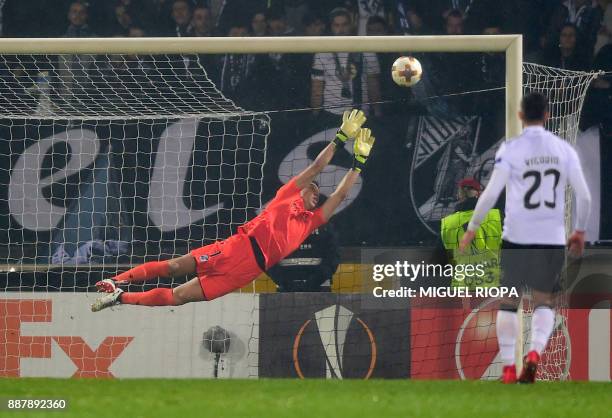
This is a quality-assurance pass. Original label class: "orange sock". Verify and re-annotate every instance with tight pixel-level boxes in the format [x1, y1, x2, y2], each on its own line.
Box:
[113, 261, 170, 283]
[120, 288, 177, 306]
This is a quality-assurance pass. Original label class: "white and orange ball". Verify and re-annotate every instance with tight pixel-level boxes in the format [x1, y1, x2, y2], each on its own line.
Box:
[391, 56, 422, 87]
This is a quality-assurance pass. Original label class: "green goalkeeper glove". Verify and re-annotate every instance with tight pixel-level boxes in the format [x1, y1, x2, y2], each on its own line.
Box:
[353, 128, 375, 172]
[332, 109, 367, 148]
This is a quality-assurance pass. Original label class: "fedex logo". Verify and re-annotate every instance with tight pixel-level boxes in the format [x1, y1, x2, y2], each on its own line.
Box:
[0, 299, 133, 378]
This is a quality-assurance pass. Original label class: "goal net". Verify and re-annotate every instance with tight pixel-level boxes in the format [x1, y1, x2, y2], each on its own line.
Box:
[519, 63, 600, 381]
[0, 37, 599, 380]
[2, 53, 270, 271]
[411, 63, 598, 382]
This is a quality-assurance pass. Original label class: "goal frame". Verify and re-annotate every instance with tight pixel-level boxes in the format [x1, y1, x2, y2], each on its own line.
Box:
[1, 35, 531, 377]
[0, 35, 523, 137]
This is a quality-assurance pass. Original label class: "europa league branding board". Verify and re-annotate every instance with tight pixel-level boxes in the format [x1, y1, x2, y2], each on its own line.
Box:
[258, 293, 411, 379]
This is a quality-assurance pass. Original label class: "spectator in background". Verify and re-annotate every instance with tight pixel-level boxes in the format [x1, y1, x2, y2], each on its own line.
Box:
[287, 0, 312, 34]
[352, 0, 391, 35]
[190, 5, 213, 37]
[170, 0, 193, 36]
[311, 8, 382, 120]
[251, 11, 268, 36]
[445, 8, 464, 35]
[478, 23, 505, 89]
[266, 7, 295, 36]
[205, 0, 225, 26]
[428, 9, 479, 114]
[421, 0, 474, 33]
[110, 0, 155, 36]
[215, 0, 267, 36]
[113, 3, 133, 36]
[594, 0, 612, 54]
[277, 11, 325, 112]
[365, 14, 389, 36]
[65, 1, 95, 37]
[262, 8, 297, 111]
[218, 22, 273, 110]
[60, 1, 97, 101]
[479, 24, 505, 85]
[582, 43, 612, 132]
[128, 25, 146, 37]
[462, 0, 505, 34]
[546, 0, 602, 55]
[542, 23, 591, 70]
[267, 222, 340, 293]
[302, 11, 326, 36]
[391, 1, 427, 35]
[189, 6, 219, 81]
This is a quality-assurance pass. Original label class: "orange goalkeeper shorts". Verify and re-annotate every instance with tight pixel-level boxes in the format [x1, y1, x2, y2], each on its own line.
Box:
[191, 233, 263, 301]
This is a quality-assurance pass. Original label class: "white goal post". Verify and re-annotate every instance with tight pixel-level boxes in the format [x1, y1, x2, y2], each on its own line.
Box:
[0, 35, 523, 136]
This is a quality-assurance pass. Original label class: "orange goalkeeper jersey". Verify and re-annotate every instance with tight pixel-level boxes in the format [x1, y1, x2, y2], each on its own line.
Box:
[239, 178, 326, 269]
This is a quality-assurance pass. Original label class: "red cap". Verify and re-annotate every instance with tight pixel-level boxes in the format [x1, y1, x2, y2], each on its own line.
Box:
[458, 177, 482, 192]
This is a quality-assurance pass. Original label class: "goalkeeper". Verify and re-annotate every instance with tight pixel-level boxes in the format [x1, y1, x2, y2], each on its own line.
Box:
[92, 110, 374, 312]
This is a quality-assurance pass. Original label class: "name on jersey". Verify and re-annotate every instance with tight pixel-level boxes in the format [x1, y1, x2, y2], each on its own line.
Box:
[525, 155, 559, 166]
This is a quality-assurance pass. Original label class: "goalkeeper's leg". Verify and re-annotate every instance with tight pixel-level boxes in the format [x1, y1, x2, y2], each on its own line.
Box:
[93, 254, 198, 311]
[96, 254, 196, 292]
[120, 277, 204, 306]
[92, 234, 262, 311]
[91, 277, 204, 312]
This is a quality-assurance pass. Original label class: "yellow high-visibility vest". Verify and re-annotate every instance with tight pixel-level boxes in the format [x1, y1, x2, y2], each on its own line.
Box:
[441, 208, 502, 288]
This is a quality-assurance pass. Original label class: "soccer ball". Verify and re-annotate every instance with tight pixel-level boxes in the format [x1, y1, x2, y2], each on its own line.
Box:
[391, 56, 422, 87]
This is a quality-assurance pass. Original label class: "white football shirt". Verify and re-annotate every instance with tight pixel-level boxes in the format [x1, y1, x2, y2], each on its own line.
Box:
[468, 126, 591, 245]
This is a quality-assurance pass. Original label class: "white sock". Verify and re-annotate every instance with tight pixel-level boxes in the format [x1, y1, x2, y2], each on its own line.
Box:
[496, 310, 519, 366]
[530, 306, 555, 354]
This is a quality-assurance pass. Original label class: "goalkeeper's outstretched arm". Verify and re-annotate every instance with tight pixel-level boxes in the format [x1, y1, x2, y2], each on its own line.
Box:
[294, 109, 367, 190]
[321, 128, 375, 221]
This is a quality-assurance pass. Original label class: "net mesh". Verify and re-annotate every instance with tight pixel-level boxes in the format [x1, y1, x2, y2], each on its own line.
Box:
[0, 48, 600, 380]
[1, 53, 269, 279]
[521, 63, 600, 381]
[1, 54, 253, 119]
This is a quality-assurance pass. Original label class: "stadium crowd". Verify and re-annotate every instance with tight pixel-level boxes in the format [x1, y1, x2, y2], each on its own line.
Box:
[0, 0, 610, 239]
[0, 1, 610, 127]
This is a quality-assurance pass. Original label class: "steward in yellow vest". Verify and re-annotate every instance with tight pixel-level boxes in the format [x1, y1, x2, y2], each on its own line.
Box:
[440, 178, 502, 288]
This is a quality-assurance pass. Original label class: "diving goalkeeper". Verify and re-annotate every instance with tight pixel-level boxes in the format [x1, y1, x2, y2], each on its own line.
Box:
[91, 110, 374, 312]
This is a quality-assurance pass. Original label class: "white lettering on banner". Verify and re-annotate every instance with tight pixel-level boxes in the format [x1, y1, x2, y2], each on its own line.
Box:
[8, 129, 100, 231]
[269, 128, 361, 213]
[148, 118, 224, 232]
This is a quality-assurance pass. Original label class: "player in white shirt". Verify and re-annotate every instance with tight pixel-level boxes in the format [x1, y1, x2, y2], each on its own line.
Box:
[459, 92, 591, 384]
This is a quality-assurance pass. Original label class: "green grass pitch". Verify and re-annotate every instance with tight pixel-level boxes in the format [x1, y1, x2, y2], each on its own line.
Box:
[1, 378, 610, 418]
